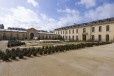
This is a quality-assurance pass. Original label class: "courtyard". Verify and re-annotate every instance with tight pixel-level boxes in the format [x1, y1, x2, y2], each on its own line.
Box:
[0, 40, 81, 50]
[0, 43, 114, 76]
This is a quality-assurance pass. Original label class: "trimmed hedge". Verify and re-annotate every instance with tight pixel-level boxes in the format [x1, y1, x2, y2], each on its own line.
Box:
[7, 40, 25, 47]
[0, 42, 111, 62]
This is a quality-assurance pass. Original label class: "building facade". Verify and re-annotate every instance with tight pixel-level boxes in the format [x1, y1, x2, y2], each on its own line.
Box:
[54, 18, 114, 42]
[0, 26, 60, 40]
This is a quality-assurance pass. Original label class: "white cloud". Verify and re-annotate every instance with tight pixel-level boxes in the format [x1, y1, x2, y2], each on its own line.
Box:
[84, 3, 114, 21]
[57, 8, 81, 27]
[78, 0, 96, 8]
[0, 6, 40, 29]
[0, 3, 114, 31]
[27, 0, 38, 7]
[0, 7, 82, 31]
[0, 6, 58, 31]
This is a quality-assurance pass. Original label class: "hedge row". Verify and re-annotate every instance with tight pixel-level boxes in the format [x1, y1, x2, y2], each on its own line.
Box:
[0, 42, 111, 62]
[7, 40, 25, 47]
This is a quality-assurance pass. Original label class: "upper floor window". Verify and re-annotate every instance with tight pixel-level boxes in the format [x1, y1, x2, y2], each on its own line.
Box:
[61, 31, 62, 34]
[106, 25, 110, 31]
[99, 26, 102, 32]
[72, 29, 74, 34]
[63, 31, 64, 34]
[92, 27, 95, 32]
[69, 30, 71, 34]
[76, 29, 78, 33]
[65, 30, 67, 34]
[58, 31, 59, 34]
[83, 28, 86, 33]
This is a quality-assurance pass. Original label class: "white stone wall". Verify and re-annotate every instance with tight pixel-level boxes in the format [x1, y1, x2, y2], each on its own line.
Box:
[54, 22, 114, 42]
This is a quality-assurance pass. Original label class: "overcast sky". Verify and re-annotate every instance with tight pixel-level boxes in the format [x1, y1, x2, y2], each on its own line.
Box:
[0, 0, 114, 31]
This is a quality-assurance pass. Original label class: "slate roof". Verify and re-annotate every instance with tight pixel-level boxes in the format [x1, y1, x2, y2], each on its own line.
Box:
[55, 17, 114, 30]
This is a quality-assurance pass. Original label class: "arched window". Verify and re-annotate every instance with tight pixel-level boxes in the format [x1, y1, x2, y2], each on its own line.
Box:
[30, 33, 34, 39]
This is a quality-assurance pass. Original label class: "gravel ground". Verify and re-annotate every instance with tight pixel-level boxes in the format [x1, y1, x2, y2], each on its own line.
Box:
[0, 43, 114, 76]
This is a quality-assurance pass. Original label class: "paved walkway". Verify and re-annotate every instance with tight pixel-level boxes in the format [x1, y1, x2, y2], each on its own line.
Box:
[0, 43, 114, 76]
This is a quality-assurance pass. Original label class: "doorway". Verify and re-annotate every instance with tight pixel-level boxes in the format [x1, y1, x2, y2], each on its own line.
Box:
[30, 33, 34, 39]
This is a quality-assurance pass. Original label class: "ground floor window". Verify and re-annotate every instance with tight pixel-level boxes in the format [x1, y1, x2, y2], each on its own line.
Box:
[106, 34, 109, 42]
[91, 35, 95, 41]
[3, 33, 6, 40]
[65, 36, 67, 40]
[98, 35, 102, 41]
[76, 36, 78, 41]
[72, 36, 74, 40]
[69, 36, 71, 40]
[82, 35, 86, 41]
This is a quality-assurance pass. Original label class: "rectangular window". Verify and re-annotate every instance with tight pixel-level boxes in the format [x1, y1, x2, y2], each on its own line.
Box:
[76, 36, 78, 41]
[69, 30, 71, 34]
[65, 30, 67, 34]
[98, 35, 102, 41]
[72, 36, 74, 40]
[83, 28, 86, 33]
[99, 26, 102, 32]
[91, 35, 94, 41]
[69, 36, 71, 40]
[92, 27, 95, 32]
[106, 34, 109, 42]
[63, 31, 64, 34]
[72, 29, 74, 34]
[61, 31, 62, 34]
[106, 25, 110, 31]
[66, 36, 67, 40]
[76, 29, 78, 33]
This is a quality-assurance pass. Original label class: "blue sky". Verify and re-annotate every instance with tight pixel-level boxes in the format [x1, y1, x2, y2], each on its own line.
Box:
[0, 0, 114, 31]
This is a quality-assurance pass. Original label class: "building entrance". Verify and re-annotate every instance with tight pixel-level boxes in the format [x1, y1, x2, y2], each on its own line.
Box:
[30, 33, 34, 39]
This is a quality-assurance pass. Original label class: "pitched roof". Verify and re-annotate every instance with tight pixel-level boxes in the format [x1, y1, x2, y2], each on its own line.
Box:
[55, 17, 114, 30]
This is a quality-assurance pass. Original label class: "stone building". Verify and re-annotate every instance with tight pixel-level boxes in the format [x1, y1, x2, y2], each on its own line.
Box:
[54, 17, 114, 42]
[0, 27, 60, 40]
